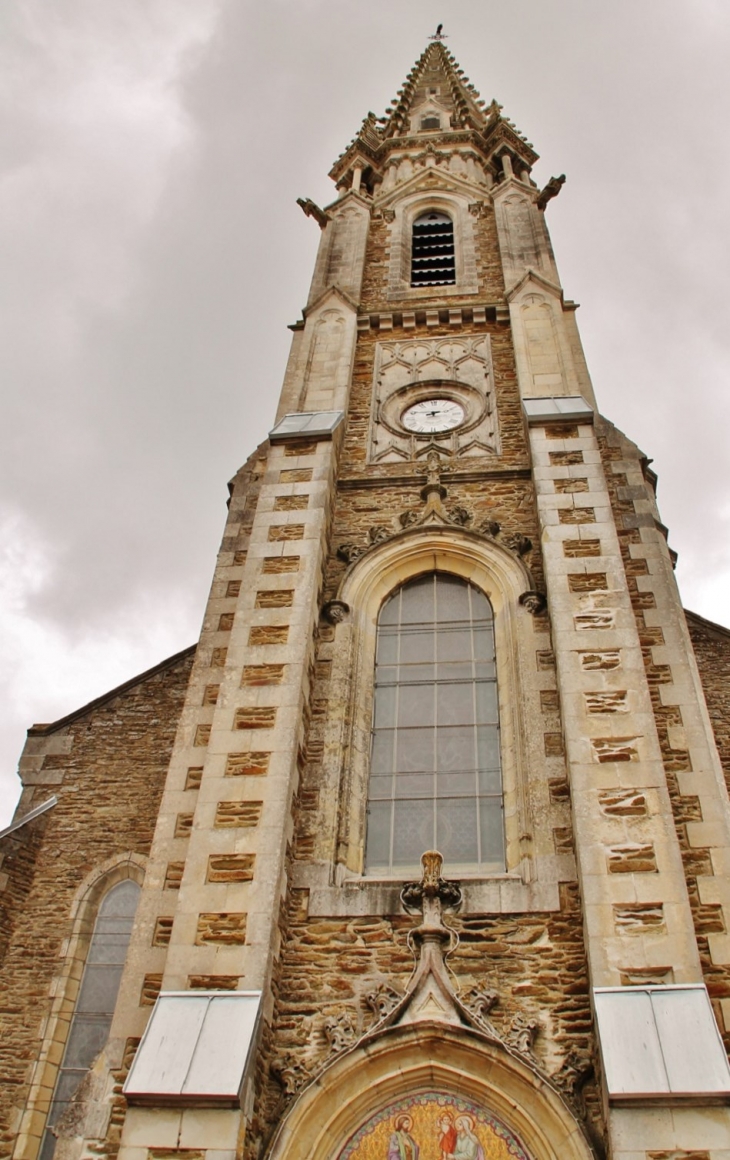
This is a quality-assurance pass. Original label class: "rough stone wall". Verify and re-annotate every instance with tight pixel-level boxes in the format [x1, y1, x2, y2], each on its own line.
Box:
[0, 648, 194, 1160]
[597, 419, 730, 1046]
[360, 201, 506, 313]
[250, 886, 604, 1160]
[688, 611, 730, 798]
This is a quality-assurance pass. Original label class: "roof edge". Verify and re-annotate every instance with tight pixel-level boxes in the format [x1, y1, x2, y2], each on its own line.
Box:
[27, 644, 197, 737]
[685, 608, 730, 643]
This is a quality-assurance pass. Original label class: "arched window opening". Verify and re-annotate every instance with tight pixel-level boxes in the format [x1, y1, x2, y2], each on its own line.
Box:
[411, 212, 456, 286]
[420, 114, 441, 131]
[365, 573, 504, 875]
[40, 879, 140, 1160]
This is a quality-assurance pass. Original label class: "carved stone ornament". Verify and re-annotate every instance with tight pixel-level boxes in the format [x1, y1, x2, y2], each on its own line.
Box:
[296, 197, 330, 229]
[322, 599, 350, 624]
[369, 525, 392, 545]
[271, 1053, 314, 1097]
[446, 505, 472, 527]
[519, 590, 547, 615]
[536, 173, 566, 212]
[337, 542, 365, 565]
[365, 982, 403, 1024]
[479, 518, 501, 538]
[551, 1048, 593, 1101]
[463, 983, 500, 1030]
[322, 1010, 358, 1054]
[500, 532, 533, 557]
[505, 1013, 541, 1058]
[399, 509, 421, 529]
[382, 208, 396, 223]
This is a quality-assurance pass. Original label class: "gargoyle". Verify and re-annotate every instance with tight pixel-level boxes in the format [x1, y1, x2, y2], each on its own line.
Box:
[297, 197, 330, 229]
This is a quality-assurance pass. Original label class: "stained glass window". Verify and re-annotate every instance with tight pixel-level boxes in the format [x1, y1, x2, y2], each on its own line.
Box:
[366, 573, 504, 874]
[40, 879, 140, 1160]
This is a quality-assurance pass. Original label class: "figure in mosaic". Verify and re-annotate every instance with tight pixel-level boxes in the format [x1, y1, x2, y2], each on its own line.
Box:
[437, 1111, 457, 1158]
[451, 1115, 485, 1160]
[387, 1114, 419, 1160]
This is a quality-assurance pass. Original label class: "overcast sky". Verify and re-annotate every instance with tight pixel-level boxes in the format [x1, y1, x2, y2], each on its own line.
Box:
[1, 0, 729, 827]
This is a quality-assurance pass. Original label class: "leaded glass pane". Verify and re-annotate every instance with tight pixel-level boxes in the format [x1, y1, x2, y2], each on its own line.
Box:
[366, 573, 504, 874]
[437, 797, 479, 863]
[61, 1015, 112, 1068]
[396, 727, 434, 773]
[398, 683, 434, 727]
[393, 799, 433, 863]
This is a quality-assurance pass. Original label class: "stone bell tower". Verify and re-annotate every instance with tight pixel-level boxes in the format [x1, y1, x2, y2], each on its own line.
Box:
[3, 35, 730, 1160]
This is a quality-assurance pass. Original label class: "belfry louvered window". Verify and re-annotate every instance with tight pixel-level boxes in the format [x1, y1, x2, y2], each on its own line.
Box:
[366, 573, 504, 875]
[411, 211, 456, 286]
[40, 880, 140, 1160]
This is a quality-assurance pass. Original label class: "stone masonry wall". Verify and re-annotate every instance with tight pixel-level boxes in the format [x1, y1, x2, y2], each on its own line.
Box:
[688, 611, 730, 799]
[597, 420, 730, 1047]
[0, 648, 194, 1160]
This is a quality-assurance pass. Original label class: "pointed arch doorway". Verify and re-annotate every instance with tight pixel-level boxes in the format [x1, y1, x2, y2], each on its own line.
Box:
[265, 1024, 596, 1160]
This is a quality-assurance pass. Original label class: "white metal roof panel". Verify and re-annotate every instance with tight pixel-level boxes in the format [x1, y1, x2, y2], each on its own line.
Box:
[124, 991, 262, 1105]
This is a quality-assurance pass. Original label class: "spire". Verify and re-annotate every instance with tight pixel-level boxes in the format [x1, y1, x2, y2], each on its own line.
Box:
[329, 41, 538, 193]
[379, 41, 489, 139]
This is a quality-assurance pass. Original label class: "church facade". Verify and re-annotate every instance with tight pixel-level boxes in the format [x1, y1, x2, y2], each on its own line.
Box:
[3, 39, 730, 1160]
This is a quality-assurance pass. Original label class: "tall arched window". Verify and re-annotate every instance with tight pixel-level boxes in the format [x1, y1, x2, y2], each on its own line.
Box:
[40, 879, 140, 1160]
[365, 573, 504, 875]
[411, 211, 456, 286]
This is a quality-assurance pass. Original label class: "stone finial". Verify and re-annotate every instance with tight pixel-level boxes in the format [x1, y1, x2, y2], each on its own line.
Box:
[401, 850, 463, 922]
[419, 451, 448, 503]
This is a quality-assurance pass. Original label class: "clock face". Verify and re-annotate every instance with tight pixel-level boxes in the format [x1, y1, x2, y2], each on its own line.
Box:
[402, 398, 465, 434]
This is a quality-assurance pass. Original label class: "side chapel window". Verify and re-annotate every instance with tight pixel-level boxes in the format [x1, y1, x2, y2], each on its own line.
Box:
[411, 211, 456, 286]
[366, 573, 504, 875]
[40, 879, 140, 1160]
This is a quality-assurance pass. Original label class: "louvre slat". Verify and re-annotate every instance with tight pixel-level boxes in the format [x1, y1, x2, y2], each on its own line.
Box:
[411, 212, 455, 287]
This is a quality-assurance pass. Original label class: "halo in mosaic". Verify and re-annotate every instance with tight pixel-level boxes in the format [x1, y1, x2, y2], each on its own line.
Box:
[337, 1091, 532, 1160]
